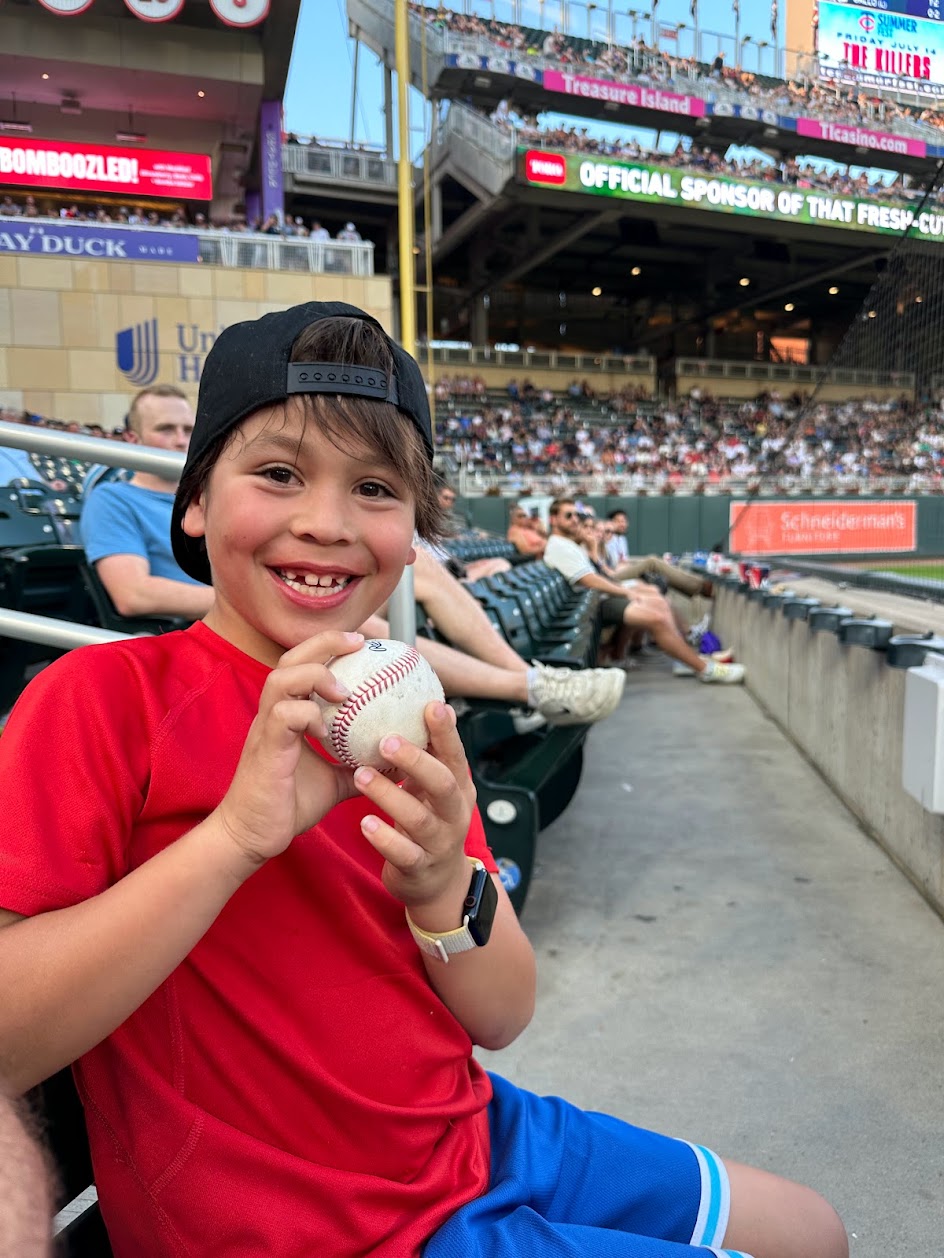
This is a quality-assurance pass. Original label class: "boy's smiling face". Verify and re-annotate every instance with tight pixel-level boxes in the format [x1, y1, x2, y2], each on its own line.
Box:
[182, 401, 417, 665]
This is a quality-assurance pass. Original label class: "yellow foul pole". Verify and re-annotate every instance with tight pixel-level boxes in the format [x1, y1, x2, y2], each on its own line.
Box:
[395, 0, 416, 356]
[389, 0, 417, 642]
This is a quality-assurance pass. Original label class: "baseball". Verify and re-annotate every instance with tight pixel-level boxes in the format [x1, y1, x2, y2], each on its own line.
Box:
[315, 640, 446, 772]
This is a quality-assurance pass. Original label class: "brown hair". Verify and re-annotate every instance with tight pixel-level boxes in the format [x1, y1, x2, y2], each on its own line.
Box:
[127, 383, 189, 436]
[177, 317, 442, 540]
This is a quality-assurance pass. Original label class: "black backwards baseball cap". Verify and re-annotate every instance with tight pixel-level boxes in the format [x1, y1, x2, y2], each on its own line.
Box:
[171, 301, 433, 585]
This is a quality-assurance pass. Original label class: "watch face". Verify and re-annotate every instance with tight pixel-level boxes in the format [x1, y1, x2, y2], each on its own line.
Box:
[466, 864, 498, 947]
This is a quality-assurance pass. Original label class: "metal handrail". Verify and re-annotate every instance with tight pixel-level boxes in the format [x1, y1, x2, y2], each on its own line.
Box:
[0, 216, 375, 277]
[0, 422, 185, 477]
[0, 607, 136, 649]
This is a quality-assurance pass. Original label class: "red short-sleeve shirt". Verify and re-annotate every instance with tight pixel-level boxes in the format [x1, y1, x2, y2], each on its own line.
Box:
[0, 623, 496, 1257]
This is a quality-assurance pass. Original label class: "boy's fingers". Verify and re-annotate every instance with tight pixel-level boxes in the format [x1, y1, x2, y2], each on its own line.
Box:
[358, 813, 425, 872]
[353, 762, 452, 848]
[278, 630, 364, 670]
[423, 703, 476, 798]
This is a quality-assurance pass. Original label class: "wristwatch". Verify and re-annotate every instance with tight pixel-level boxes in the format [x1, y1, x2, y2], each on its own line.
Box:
[406, 858, 498, 963]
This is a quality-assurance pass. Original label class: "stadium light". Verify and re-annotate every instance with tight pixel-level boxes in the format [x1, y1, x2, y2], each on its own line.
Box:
[0, 120, 33, 134]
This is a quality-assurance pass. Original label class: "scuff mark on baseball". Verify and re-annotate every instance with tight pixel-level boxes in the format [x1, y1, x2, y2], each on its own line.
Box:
[315, 639, 446, 772]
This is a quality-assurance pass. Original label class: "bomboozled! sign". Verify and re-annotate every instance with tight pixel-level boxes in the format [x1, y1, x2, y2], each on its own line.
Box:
[518, 149, 944, 243]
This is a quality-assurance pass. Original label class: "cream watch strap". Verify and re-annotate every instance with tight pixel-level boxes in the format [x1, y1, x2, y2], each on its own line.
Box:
[405, 858, 483, 963]
[406, 915, 477, 963]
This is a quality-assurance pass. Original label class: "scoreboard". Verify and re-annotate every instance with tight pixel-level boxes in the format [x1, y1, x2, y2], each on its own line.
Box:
[819, 0, 944, 94]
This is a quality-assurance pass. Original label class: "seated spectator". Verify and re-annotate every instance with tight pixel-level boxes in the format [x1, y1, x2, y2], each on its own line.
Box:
[604, 509, 713, 599]
[79, 385, 214, 622]
[544, 497, 743, 684]
[507, 506, 546, 558]
[310, 220, 330, 241]
[337, 221, 362, 242]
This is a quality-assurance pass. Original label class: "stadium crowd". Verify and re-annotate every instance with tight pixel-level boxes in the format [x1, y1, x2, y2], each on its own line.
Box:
[412, 2, 944, 140]
[435, 388, 944, 491]
[0, 194, 365, 242]
[492, 108, 920, 201]
[5, 391, 944, 495]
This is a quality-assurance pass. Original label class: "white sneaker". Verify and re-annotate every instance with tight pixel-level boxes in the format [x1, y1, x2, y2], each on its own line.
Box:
[672, 662, 696, 677]
[529, 662, 626, 726]
[509, 707, 547, 735]
[699, 660, 746, 685]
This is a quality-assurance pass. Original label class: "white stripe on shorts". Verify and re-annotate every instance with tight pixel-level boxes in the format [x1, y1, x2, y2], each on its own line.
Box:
[685, 1143, 730, 1248]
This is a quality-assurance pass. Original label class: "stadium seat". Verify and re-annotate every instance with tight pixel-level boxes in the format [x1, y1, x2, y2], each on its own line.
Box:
[80, 561, 192, 637]
[0, 545, 94, 714]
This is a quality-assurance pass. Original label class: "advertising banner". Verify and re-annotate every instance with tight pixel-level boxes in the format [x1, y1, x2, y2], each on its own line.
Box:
[258, 100, 284, 225]
[517, 148, 944, 243]
[0, 138, 213, 199]
[0, 219, 200, 263]
[443, 52, 540, 81]
[542, 69, 707, 118]
[818, 0, 944, 96]
[795, 116, 927, 158]
[729, 501, 917, 556]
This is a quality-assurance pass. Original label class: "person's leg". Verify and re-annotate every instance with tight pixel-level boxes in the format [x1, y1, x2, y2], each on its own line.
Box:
[465, 558, 512, 580]
[620, 599, 707, 673]
[616, 557, 710, 599]
[722, 1160, 847, 1258]
[360, 615, 625, 722]
[0, 1087, 52, 1257]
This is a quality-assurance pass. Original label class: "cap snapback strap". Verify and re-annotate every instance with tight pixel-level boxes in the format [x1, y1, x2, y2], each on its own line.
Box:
[286, 362, 401, 406]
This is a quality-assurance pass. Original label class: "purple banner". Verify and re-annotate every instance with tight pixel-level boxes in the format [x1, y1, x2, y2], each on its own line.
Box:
[0, 219, 200, 262]
[259, 99, 284, 225]
[795, 117, 927, 159]
[543, 69, 707, 118]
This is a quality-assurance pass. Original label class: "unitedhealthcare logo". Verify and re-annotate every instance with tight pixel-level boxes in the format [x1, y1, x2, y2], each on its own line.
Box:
[116, 319, 159, 387]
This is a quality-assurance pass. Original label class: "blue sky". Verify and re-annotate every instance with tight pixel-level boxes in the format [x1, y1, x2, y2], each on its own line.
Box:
[284, 0, 788, 150]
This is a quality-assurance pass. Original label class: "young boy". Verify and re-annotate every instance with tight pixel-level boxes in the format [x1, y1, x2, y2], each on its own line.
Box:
[0, 302, 847, 1258]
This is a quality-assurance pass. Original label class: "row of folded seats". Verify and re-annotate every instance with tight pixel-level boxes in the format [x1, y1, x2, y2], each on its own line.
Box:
[5, 487, 606, 1255]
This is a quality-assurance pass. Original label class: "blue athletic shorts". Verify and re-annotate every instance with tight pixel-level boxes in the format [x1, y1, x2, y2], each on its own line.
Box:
[424, 1073, 754, 1257]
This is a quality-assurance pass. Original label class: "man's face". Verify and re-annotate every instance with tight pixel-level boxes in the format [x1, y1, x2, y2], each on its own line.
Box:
[552, 504, 580, 538]
[611, 512, 627, 536]
[438, 487, 457, 511]
[130, 394, 195, 455]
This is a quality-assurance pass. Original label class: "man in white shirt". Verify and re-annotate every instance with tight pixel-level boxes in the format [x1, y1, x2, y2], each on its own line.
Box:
[544, 498, 743, 683]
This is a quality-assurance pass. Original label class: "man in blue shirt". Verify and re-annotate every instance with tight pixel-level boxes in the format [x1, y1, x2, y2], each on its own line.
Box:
[80, 385, 214, 622]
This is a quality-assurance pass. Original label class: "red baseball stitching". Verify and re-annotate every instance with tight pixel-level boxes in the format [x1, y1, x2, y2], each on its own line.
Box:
[330, 645, 423, 770]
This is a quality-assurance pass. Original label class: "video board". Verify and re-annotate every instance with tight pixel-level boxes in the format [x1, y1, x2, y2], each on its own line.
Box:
[818, 0, 944, 95]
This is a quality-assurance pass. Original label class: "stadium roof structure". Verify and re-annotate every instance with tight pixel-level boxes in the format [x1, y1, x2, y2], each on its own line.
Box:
[341, 0, 944, 363]
[1, 0, 300, 207]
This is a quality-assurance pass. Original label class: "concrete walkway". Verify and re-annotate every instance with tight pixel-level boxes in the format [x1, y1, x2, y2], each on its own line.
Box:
[478, 655, 944, 1257]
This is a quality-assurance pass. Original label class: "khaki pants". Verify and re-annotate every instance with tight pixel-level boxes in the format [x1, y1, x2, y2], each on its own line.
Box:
[612, 555, 706, 598]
